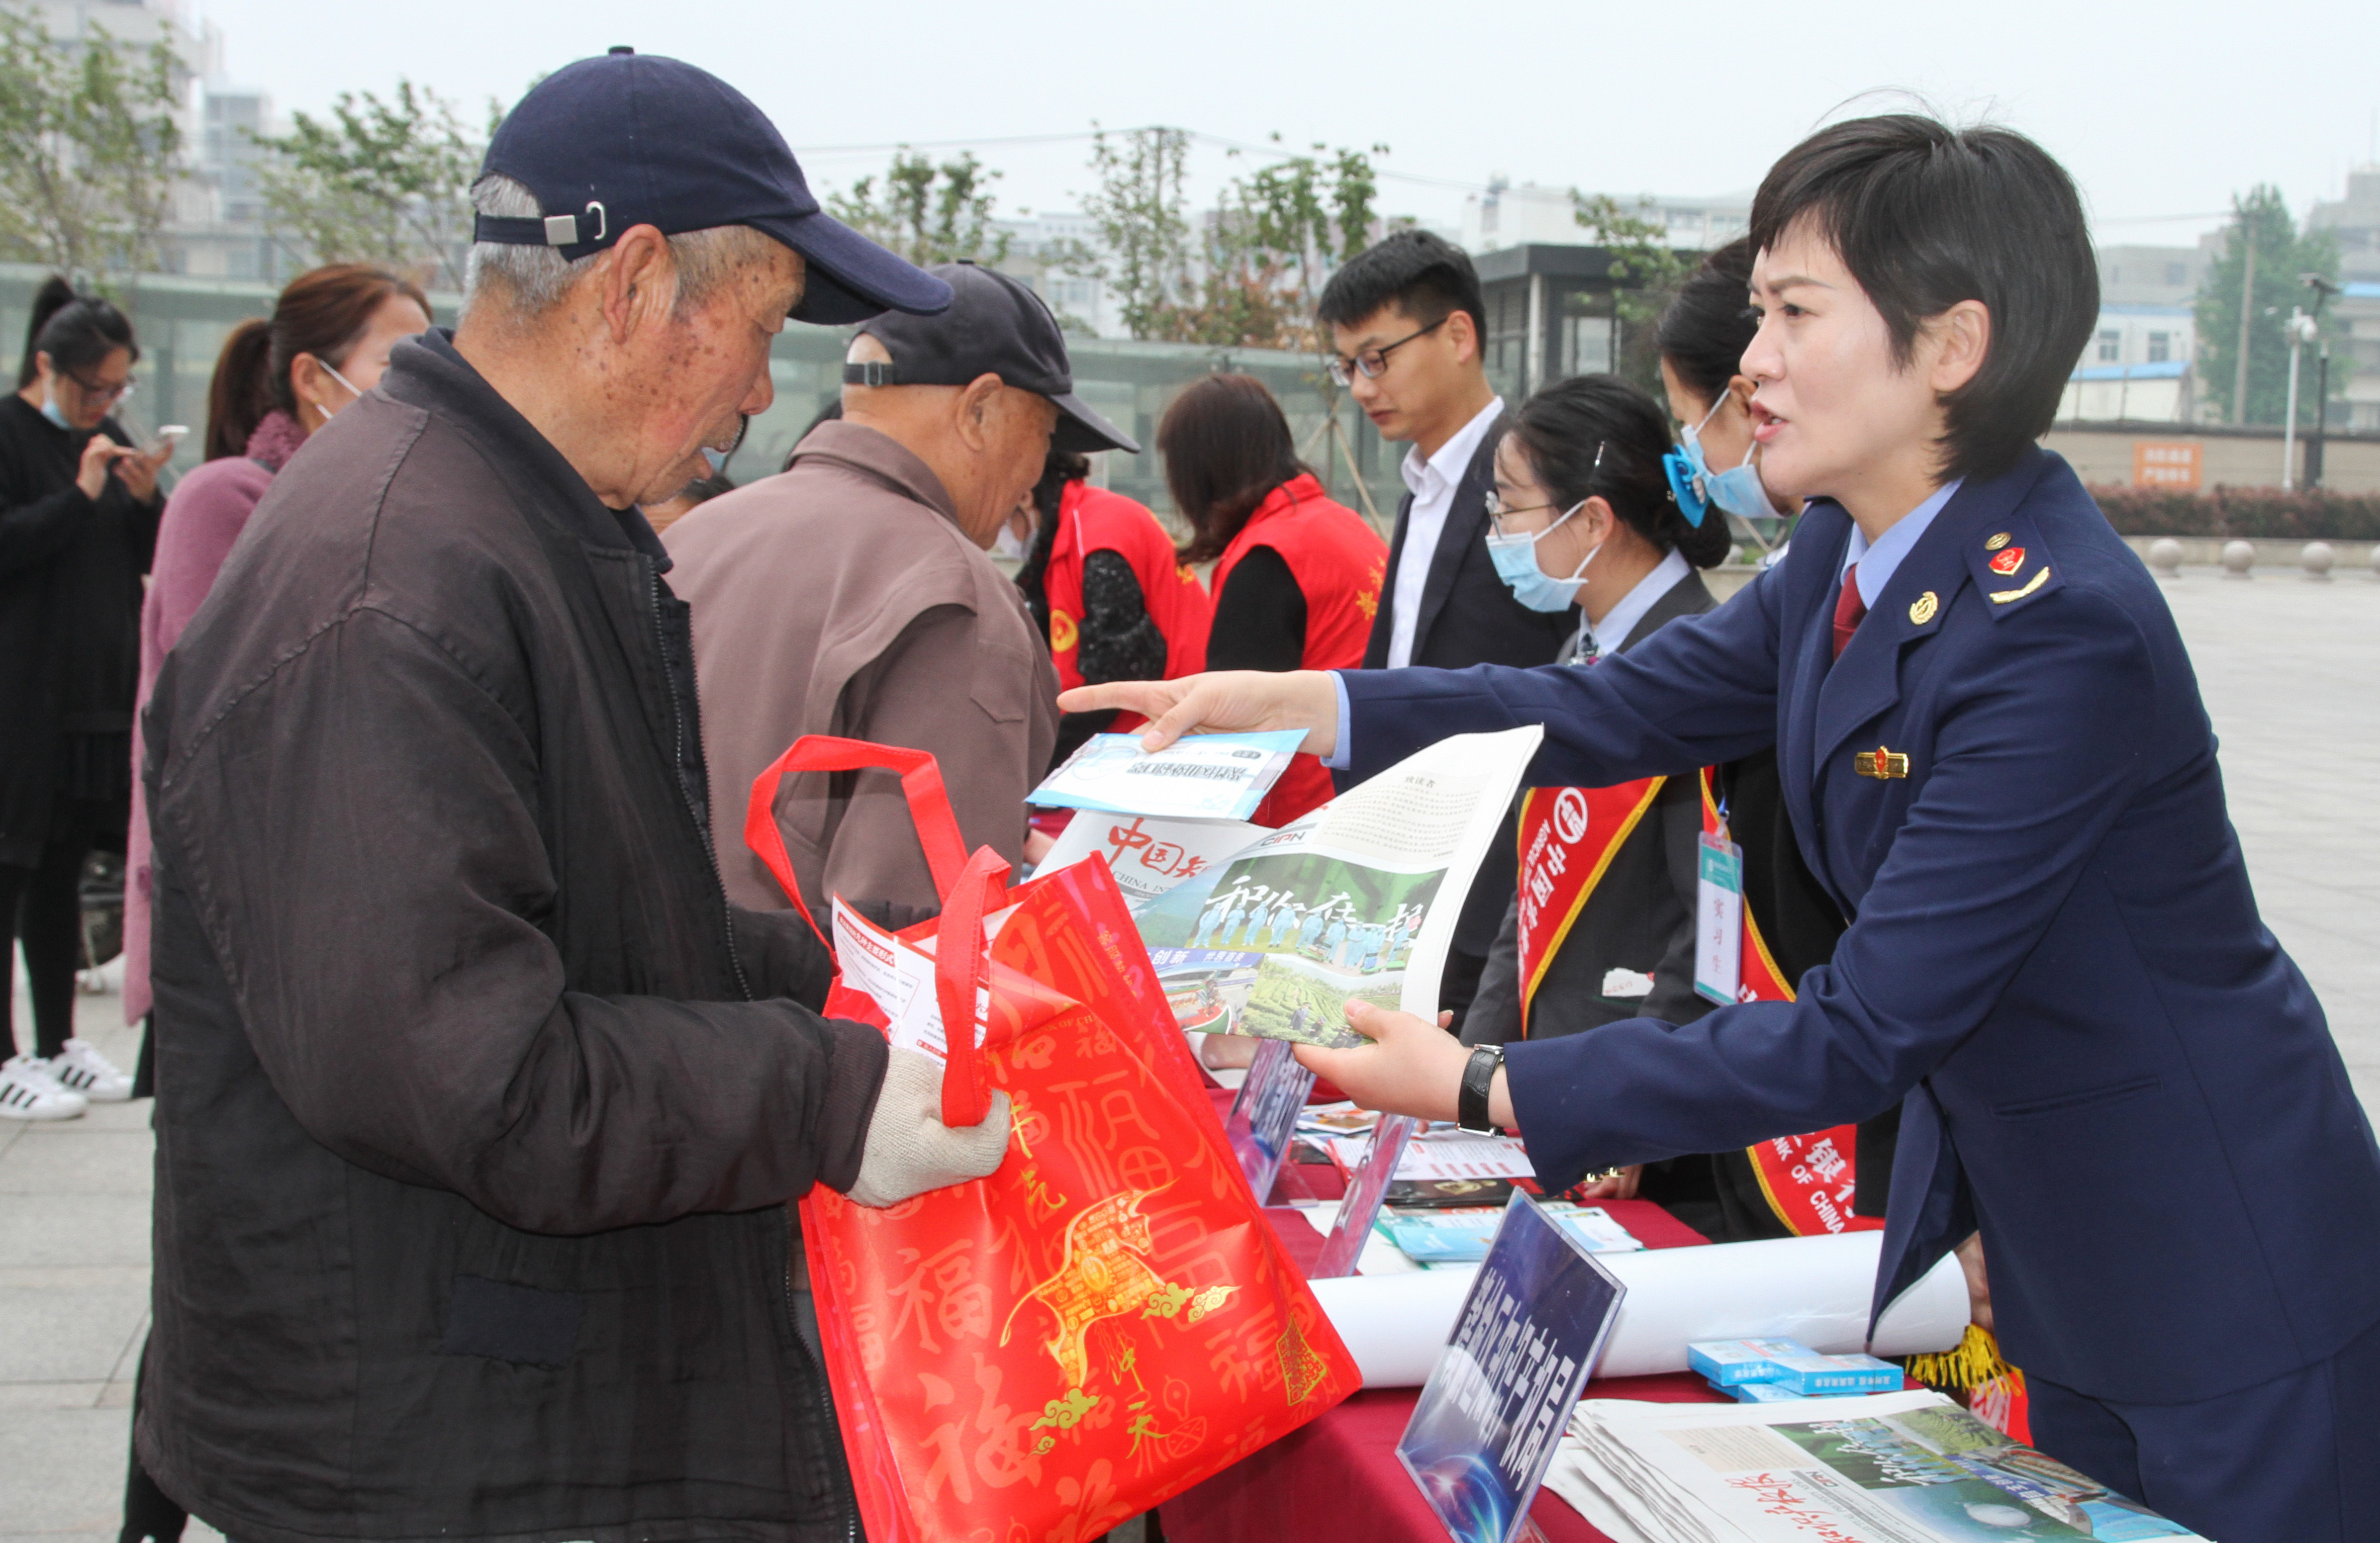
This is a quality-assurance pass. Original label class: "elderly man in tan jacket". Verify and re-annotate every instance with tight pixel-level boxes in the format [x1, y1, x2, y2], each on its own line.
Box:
[668, 262, 1138, 926]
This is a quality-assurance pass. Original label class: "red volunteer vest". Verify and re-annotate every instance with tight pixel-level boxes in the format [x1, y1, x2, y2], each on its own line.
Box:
[1510, 763, 1879, 1237]
[1209, 474, 1387, 826]
[1043, 480, 1210, 697]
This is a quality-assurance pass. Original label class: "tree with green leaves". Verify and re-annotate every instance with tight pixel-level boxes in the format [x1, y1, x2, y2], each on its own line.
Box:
[254, 80, 488, 289]
[1572, 192, 1691, 393]
[0, 4, 185, 277]
[1055, 125, 1196, 342]
[825, 148, 1010, 267]
[2195, 185, 2342, 426]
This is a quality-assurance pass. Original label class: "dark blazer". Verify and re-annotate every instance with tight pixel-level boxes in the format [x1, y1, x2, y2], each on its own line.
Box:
[1339, 448, 2380, 1405]
[1360, 412, 1573, 673]
[1359, 415, 1572, 969]
[1465, 568, 1718, 1046]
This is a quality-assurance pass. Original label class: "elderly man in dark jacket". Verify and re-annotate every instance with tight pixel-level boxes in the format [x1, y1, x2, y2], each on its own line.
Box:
[135, 55, 1007, 1543]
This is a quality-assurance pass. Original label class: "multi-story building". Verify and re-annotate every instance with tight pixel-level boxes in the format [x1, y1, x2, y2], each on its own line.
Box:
[1461, 178, 1750, 255]
[2307, 166, 2380, 432]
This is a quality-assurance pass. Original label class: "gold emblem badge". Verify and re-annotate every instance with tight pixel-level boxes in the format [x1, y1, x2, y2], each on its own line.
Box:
[1908, 591, 1938, 624]
[1985, 532, 2012, 551]
[1989, 568, 2050, 604]
[1854, 745, 1910, 779]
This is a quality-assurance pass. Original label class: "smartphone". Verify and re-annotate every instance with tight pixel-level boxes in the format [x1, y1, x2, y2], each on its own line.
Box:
[140, 424, 188, 458]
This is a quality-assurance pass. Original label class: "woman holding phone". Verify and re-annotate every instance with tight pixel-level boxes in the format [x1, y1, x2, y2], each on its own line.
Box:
[1065, 116, 2380, 1536]
[0, 279, 171, 1120]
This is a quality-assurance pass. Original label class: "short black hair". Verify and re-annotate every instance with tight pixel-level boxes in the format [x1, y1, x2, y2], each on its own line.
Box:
[1512, 374, 1733, 569]
[1656, 238, 1758, 410]
[1317, 229, 1487, 346]
[1748, 114, 2096, 484]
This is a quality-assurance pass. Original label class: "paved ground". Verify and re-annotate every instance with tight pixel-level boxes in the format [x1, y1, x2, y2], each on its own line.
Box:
[3, 564, 2375, 1542]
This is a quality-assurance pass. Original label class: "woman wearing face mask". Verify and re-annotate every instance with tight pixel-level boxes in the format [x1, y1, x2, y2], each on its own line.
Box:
[1013, 444, 1211, 772]
[0, 279, 171, 1121]
[120, 266, 431, 1052]
[1461, 373, 1750, 1231]
[1658, 239, 1801, 555]
[1158, 372, 1384, 827]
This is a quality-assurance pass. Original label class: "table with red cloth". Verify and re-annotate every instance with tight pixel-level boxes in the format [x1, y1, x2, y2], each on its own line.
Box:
[1165, 1087, 1730, 1543]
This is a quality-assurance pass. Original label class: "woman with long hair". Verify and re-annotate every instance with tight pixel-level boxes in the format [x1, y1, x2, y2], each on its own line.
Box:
[0, 279, 171, 1120]
[120, 265, 431, 1037]
[1157, 373, 1384, 827]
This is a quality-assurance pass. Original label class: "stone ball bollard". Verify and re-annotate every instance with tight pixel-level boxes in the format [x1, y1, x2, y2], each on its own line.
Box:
[2220, 540, 2255, 580]
[2147, 539, 2185, 578]
[2301, 542, 2336, 580]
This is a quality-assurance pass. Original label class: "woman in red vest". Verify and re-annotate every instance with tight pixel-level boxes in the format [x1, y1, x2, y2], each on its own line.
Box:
[1014, 448, 1210, 768]
[1157, 374, 1386, 827]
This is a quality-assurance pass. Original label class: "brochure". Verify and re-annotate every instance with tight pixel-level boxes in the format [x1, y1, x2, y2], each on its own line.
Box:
[1397, 1192, 1628, 1543]
[1384, 1204, 1644, 1265]
[1034, 811, 1265, 911]
[1548, 1391, 2208, 1543]
[1030, 730, 1305, 821]
[1134, 726, 1544, 1050]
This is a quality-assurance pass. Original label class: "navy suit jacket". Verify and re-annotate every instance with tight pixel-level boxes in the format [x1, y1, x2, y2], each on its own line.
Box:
[1339, 449, 2380, 1403]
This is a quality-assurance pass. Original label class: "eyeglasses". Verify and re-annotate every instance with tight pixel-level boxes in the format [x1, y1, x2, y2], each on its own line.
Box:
[65, 371, 135, 406]
[1485, 492, 1562, 538]
[1325, 316, 1448, 387]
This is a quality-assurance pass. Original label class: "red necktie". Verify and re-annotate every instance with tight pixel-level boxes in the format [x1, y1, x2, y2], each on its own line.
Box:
[1831, 567, 1867, 660]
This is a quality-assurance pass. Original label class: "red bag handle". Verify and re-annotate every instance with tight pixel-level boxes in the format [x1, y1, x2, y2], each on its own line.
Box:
[933, 845, 1010, 1128]
[744, 736, 973, 931]
[744, 734, 1008, 1127]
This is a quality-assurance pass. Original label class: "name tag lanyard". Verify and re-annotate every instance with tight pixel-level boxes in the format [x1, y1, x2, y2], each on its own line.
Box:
[1694, 795, 1744, 1007]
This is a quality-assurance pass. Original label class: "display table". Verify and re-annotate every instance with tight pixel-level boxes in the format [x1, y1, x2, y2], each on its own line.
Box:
[1165, 1099, 1728, 1543]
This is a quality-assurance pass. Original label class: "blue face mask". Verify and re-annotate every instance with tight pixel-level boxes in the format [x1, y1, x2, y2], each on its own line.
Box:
[1665, 391, 1771, 524]
[1485, 499, 1596, 613]
[38, 382, 72, 431]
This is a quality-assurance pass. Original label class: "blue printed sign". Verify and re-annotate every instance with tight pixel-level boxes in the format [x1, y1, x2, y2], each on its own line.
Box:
[1221, 1036, 1316, 1202]
[1396, 1192, 1626, 1543]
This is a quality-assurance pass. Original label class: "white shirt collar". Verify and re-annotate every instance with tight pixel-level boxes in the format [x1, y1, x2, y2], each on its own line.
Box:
[1400, 395, 1505, 498]
[1587, 548, 1691, 657]
[1841, 479, 1964, 608]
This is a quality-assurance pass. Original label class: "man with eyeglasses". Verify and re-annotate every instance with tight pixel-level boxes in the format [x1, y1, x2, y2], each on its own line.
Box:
[1317, 230, 1574, 1026]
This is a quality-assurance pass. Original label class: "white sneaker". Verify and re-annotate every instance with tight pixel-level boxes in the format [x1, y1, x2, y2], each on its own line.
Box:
[0, 1055, 89, 1121]
[47, 1039, 133, 1102]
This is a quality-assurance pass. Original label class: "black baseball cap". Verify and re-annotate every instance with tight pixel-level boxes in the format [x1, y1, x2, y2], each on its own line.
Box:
[849, 262, 1139, 455]
[472, 49, 951, 325]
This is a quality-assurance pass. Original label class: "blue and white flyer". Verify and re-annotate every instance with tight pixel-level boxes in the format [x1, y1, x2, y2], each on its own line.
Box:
[1396, 1191, 1626, 1543]
[1029, 730, 1304, 821]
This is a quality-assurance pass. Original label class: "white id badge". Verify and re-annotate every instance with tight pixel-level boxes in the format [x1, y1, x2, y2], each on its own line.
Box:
[1694, 831, 1744, 1006]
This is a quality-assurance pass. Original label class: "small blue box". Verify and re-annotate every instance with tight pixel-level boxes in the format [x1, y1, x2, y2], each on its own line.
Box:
[1729, 1379, 1814, 1403]
[1687, 1338, 1805, 1386]
[1762, 1347, 1904, 1396]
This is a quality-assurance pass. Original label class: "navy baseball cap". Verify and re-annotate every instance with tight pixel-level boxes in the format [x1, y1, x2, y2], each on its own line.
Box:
[852, 263, 1140, 455]
[473, 49, 951, 325]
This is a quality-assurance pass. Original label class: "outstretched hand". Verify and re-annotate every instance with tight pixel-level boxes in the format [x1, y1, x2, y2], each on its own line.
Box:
[1055, 669, 1341, 756]
[1291, 1001, 1513, 1129]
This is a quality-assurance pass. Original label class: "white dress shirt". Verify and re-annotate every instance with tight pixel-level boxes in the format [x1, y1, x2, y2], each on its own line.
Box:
[1576, 548, 1691, 660]
[1385, 395, 1504, 668]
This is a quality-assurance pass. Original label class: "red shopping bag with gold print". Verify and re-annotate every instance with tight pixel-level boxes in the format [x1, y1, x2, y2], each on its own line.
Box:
[747, 736, 1360, 1543]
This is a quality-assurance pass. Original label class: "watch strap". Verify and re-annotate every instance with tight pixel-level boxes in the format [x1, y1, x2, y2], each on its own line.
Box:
[1457, 1044, 1504, 1134]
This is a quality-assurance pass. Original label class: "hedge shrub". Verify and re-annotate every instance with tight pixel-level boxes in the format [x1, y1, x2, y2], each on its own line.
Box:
[2088, 484, 2380, 541]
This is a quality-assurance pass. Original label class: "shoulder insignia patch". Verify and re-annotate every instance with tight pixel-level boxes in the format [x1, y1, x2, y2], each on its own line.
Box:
[1965, 518, 2061, 619]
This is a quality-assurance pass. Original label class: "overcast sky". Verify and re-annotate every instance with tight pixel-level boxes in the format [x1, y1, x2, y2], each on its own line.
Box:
[190, 0, 2379, 250]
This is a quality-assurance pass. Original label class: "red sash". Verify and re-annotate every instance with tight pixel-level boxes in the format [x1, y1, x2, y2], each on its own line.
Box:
[1515, 779, 1666, 1034]
[1695, 770, 1882, 1238]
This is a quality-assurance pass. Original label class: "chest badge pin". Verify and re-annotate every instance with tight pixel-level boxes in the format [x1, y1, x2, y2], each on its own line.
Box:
[1854, 745, 1910, 779]
[1908, 591, 1938, 624]
[1985, 532, 2012, 550]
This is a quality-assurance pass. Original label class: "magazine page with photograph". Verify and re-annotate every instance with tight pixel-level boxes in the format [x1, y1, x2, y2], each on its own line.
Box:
[1131, 726, 1544, 1050]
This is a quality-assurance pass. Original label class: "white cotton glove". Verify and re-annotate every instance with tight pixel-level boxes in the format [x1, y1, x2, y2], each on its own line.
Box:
[846, 1047, 1012, 1208]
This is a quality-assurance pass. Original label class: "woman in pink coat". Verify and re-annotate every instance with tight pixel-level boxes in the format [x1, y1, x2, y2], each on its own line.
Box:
[121, 266, 430, 1057]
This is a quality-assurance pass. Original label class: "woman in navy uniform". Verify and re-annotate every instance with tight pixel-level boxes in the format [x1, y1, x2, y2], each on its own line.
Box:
[1065, 116, 2380, 1538]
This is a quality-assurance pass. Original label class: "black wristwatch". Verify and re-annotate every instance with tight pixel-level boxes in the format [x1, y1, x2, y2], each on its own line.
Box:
[1457, 1044, 1505, 1134]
